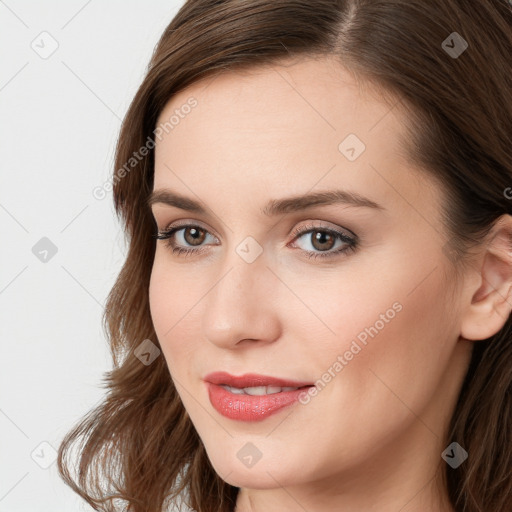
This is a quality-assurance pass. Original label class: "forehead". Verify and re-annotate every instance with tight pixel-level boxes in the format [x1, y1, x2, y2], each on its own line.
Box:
[156, 55, 401, 148]
[152, 56, 442, 223]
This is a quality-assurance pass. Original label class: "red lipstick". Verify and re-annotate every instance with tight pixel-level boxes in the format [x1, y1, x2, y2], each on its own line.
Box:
[204, 371, 314, 422]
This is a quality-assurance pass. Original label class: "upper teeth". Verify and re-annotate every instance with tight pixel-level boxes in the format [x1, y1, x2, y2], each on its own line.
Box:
[220, 385, 300, 395]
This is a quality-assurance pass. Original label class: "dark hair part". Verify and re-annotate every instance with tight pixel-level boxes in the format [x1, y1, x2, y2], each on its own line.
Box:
[57, 1, 512, 511]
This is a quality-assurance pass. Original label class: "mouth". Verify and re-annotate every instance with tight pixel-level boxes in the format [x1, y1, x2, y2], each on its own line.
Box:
[218, 384, 311, 395]
[204, 371, 315, 421]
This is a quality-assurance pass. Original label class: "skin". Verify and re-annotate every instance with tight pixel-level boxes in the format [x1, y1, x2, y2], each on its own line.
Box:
[148, 55, 512, 511]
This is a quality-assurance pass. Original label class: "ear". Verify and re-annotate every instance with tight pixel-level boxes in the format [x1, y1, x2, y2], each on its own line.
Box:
[460, 214, 512, 341]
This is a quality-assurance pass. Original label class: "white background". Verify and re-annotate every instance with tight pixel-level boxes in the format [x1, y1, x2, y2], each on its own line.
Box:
[0, 1, 186, 510]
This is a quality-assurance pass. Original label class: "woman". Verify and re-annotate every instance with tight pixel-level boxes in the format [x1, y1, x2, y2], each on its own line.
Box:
[58, 1, 512, 511]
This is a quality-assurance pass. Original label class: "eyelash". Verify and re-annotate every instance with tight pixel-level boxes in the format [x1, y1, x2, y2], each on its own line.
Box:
[153, 222, 358, 260]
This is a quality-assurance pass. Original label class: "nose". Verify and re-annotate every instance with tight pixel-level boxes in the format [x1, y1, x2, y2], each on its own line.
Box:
[201, 252, 281, 349]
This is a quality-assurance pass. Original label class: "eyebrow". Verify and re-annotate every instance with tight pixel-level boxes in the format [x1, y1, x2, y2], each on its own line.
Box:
[147, 188, 385, 216]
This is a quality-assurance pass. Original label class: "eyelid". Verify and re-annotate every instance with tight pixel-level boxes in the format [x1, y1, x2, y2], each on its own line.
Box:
[158, 219, 220, 239]
[156, 219, 354, 243]
[288, 220, 356, 240]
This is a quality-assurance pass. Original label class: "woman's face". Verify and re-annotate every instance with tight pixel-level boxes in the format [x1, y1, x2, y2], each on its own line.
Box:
[149, 56, 471, 507]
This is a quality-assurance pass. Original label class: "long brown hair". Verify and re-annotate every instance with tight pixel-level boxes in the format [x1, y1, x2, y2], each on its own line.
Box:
[57, 1, 512, 511]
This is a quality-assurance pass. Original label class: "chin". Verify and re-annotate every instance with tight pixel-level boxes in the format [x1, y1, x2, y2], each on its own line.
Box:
[207, 455, 300, 489]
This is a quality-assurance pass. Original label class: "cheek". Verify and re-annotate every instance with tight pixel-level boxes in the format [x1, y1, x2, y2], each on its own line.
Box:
[148, 260, 170, 339]
[303, 253, 456, 427]
[148, 258, 198, 376]
[272, 260, 455, 474]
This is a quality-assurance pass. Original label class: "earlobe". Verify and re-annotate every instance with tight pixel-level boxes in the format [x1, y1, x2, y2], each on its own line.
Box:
[459, 215, 512, 341]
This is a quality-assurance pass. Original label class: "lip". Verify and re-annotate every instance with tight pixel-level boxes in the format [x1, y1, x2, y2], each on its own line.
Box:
[204, 371, 313, 388]
[204, 372, 314, 422]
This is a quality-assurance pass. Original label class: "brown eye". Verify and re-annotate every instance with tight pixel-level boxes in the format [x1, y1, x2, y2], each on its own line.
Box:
[154, 223, 220, 257]
[310, 230, 336, 251]
[289, 224, 357, 260]
[183, 226, 206, 246]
